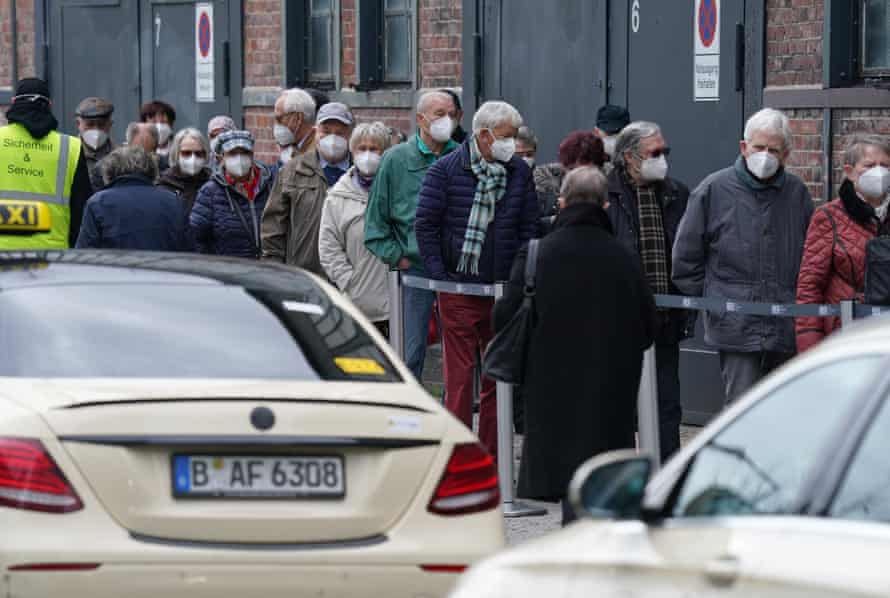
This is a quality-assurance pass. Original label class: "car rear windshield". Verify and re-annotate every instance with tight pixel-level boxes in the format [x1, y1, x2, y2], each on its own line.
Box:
[0, 284, 401, 382]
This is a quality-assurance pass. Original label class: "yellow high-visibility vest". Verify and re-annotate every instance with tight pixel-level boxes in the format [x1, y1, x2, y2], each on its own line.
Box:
[0, 123, 81, 249]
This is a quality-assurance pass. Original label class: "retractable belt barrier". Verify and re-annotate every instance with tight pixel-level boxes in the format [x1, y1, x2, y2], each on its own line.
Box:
[388, 271, 890, 518]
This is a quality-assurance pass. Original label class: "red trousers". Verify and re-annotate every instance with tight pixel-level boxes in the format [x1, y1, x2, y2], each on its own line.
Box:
[437, 292, 498, 461]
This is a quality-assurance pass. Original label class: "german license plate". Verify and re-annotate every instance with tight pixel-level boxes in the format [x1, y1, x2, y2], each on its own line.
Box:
[172, 455, 345, 498]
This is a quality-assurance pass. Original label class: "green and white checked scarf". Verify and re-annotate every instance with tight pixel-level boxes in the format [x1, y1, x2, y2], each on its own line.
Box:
[459, 137, 508, 274]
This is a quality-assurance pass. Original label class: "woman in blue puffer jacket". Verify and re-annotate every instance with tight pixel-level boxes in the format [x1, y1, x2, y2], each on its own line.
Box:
[190, 129, 275, 259]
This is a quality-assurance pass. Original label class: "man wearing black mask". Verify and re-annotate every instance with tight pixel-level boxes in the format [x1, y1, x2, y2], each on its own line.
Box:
[0, 78, 92, 249]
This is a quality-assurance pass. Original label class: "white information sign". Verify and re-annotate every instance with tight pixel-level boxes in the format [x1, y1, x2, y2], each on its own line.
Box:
[694, 0, 720, 102]
[195, 3, 215, 103]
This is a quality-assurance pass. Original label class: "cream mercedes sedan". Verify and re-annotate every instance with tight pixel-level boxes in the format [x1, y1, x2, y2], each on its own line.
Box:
[451, 313, 890, 597]
[0, 251, 504, 598]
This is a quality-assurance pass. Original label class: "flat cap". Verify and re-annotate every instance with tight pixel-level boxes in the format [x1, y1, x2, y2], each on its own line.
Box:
[316, 102, 354, 126]
[76, 97, 114, 119]
[217, 129, 254, 154]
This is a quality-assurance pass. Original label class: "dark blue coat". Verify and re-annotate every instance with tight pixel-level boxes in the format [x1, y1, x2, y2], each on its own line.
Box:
[75, 174, 191, 251]
[190, 163, 274, 259]
[415, 142, 539, 283]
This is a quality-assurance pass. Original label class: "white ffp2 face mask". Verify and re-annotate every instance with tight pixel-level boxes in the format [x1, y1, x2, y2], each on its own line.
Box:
[427, 116, 455, 143]
[155, 123, 173, 145]
[603, 136, 618, 158]
[179, 155, 206, 176]
[523, 157, 536, 169]
[81, 129, 108, 150]
[273, 124, 295, 147]
[279, 146, 294, 165]
[488, 132, 516, 163]
[746, 151, 780, 180]
[318, 134, 349, 163]
[858, 166, 890, 200]
[640, 155, 669, 182]
[225, 154, 253, 178]
[355, 151, 382, 177]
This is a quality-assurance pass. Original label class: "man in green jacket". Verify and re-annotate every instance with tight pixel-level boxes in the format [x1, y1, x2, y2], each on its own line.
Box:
[365, 90, 459, 380]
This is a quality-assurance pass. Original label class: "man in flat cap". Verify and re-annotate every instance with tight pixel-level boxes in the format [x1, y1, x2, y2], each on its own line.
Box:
[594, 104, 631, 176]
[0, 78, 92, 249]
[262, 99, 355, 275]
[76, 96, 115, 191]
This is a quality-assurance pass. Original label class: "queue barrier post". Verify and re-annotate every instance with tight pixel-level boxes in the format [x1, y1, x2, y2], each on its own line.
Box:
[637, 344, 661, 470]
[841, 299, 855, 328]
[387, 270, 406, 362]
[494, 282, 547, 518]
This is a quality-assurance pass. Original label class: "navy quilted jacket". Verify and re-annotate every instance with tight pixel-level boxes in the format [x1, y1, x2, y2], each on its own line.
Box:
[190, 163, 275, 259]
[415, 142, 539, 283]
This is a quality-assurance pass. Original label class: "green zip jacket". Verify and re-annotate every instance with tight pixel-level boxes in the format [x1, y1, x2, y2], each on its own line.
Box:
[364, 134, 456, 268]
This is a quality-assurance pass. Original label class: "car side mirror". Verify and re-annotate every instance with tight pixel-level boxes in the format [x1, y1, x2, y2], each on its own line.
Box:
[568, 450, 654, 520]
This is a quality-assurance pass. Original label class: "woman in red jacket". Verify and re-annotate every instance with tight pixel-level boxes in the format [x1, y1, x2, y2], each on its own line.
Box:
[796, 134, 890, 351]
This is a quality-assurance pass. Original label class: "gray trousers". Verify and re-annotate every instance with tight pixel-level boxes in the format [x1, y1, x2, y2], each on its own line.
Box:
[718, 351, 793, 405]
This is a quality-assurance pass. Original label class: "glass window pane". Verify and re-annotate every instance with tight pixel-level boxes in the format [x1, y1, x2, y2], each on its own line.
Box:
[671, 357, 883, 518]
[311, 15, 331, 76]
[863, 0, 890, 71]
[312, 0, 332, 13]
[0, 283, 399, 382]
[385, 0, 409, 10]
[385, 15, 411, 80]
[831, 398, 890, 523]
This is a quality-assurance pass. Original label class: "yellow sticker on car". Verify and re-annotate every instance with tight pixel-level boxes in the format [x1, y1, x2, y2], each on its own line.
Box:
[334, 357, 386, 375]
[0, 199, 51, 234]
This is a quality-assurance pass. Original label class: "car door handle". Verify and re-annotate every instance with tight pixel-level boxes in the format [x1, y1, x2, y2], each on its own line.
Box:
[705, 555, 740, 588]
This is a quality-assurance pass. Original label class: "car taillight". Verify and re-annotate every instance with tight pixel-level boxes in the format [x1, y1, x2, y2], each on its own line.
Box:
[428, 442, 499, 516]
[0, 438, 83, 513]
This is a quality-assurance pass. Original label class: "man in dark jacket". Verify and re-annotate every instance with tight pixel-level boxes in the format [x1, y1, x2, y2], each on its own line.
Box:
[76, 146, 190, 251]
[673, 108, 814, 403]
[415, 100, 539, 460]
[608, 120, 689, 461]
[75, 96, 115, 192]
[493, 166, 656, 524]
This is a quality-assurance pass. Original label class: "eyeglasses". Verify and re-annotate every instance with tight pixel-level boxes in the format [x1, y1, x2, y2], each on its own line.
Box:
[648, 147, 671, 159]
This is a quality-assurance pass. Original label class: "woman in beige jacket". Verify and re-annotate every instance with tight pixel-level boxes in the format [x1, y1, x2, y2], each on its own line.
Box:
[319, 122, 392, 335]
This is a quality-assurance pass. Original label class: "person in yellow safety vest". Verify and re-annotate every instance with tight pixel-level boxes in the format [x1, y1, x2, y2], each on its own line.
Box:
[0, 77, 93, 249]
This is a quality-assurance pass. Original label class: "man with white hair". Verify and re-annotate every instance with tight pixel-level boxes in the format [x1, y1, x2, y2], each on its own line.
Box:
[271, 87, 318, 166]
[673, 108, 814, 403]
[608, 120, 690, 461]
[415, 100, 539, 460]
[364, 90, 460, 381]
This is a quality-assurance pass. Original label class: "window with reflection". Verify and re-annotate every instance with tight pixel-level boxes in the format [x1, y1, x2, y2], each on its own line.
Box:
[383, 0, 413, 82]
[308, 0, 336, 84]
[671, 357, 883, 517]
[831, 396, 890, 522]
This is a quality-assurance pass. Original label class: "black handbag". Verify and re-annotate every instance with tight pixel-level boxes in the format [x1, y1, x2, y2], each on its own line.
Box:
[482, 239, 540, 384]
[865, 236, 890, 305]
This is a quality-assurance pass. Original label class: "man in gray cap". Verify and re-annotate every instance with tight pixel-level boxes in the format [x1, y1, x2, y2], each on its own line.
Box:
[75, 97, 115, 191]
[262, 101, 355, 275]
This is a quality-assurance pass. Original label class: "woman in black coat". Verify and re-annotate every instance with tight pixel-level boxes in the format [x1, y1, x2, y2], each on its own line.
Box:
[492, 166, 656, 521]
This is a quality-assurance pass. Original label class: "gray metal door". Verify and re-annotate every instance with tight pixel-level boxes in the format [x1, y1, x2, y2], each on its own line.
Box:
[609, 0, 748, 424]
[140, 0, 232, 132]
[47, 0, 141, 142]
[478, 0, 607, 162]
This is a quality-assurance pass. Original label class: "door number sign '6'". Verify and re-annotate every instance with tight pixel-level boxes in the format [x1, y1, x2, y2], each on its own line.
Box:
[632, 0, 641, 33]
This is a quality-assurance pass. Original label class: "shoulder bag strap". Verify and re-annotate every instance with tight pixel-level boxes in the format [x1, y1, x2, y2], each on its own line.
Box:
[224, 187, 261, 257]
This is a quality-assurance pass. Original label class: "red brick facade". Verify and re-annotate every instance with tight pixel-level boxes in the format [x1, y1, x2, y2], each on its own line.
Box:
[243, 0, 463, 163]
[0, 0, 37, 125]
[766, 0, 823, 87]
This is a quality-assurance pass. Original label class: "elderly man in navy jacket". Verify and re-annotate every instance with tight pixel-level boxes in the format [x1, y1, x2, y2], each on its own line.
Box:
[415, 100, 539, 460]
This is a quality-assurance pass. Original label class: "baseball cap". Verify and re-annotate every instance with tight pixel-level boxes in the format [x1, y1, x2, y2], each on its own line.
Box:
[316, 102, 354, 127]
[596, 105, 631, 135]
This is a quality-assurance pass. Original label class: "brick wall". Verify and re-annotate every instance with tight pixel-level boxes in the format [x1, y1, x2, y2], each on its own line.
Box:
[765, 0, 823, 87]
[244, 0, 283, 88]
[244, 0, 463, 164]
[786, 109, 823, 200]
[0, 0, 37, 126]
